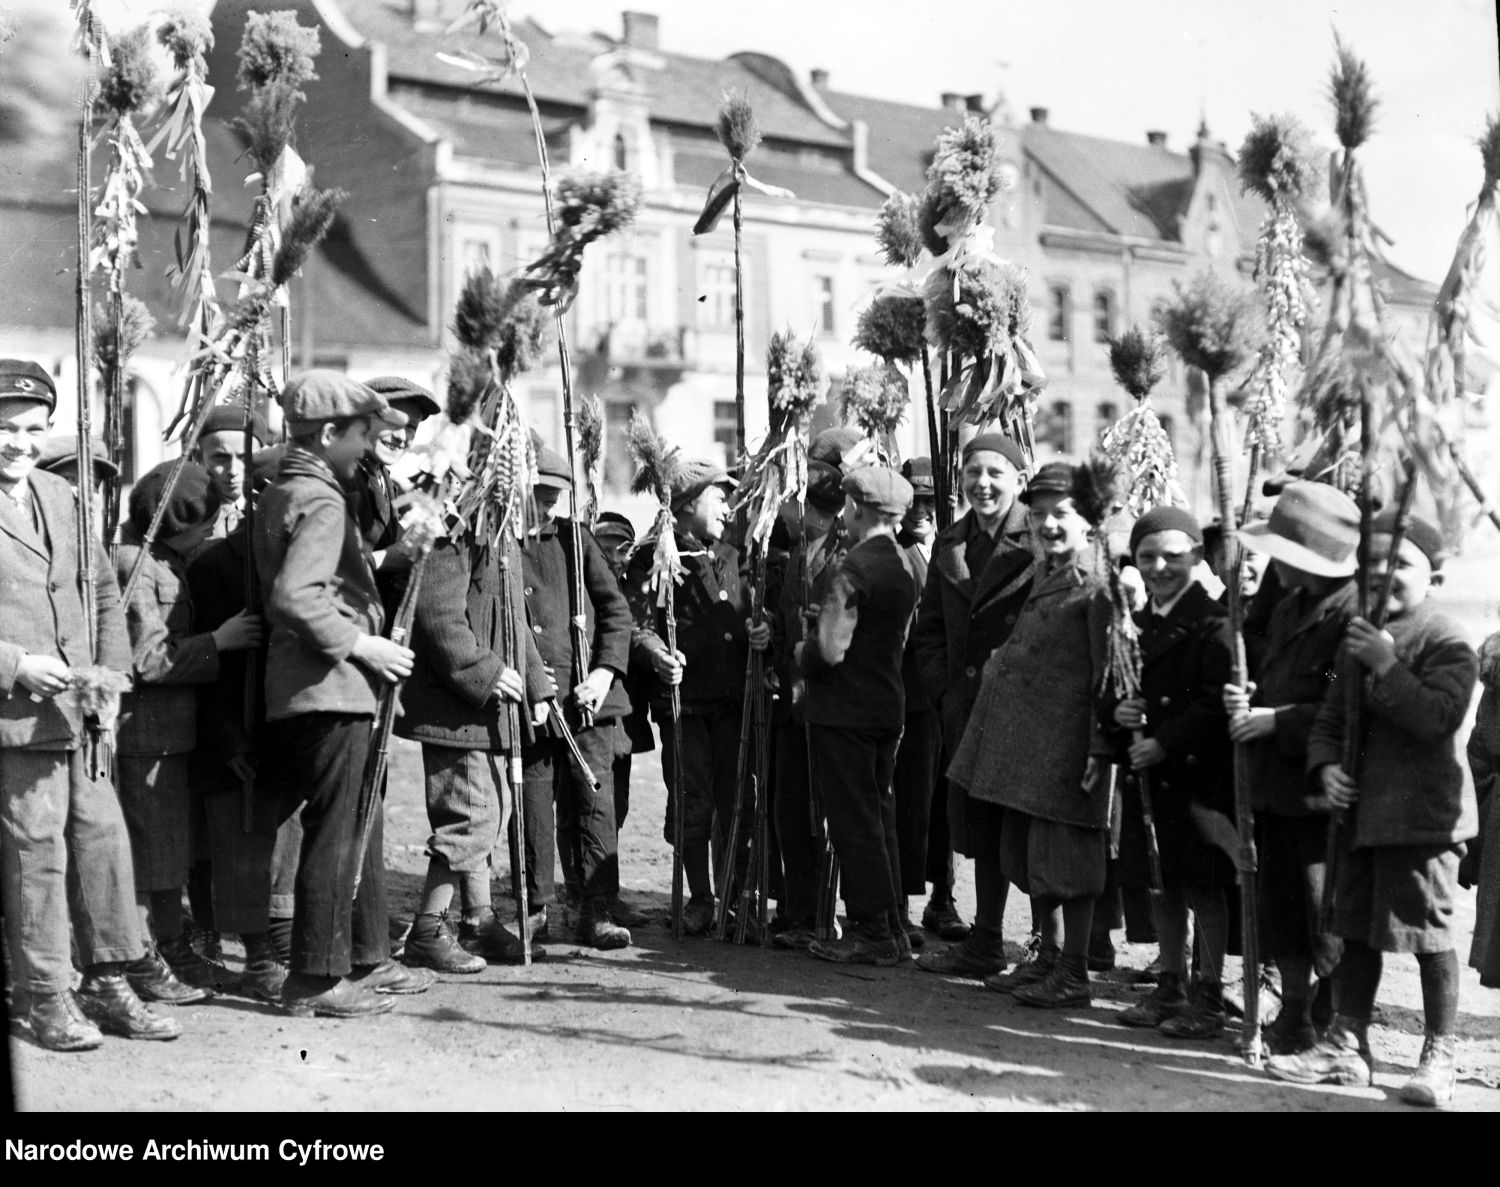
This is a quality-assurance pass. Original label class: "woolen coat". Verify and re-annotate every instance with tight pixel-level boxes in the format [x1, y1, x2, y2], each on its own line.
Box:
[396, 534, 550, 752]
[946, 557, 1113, 835]
[1099, 582, 1236, 889]
[0, 471, 132, 749]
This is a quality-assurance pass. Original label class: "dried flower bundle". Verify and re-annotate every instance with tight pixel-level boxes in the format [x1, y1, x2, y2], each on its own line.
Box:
[1238, 113, 1322, 205]
[92, 293, 155, 377]
[577, 393, 604, 525]
[97, 23, 161, 116]
[1069, 454, 1123, 530]
[525, 171, 641, 312]
[716, 91, 761, 163]
[838, 363, 909, 443]
[876, 191, 924, 269]
[236, 9, 319, 92]
[737, 332, 825, 551]
[766, 329, 826, 420]
[854, 294, 926, 366]
[1102, 560, 1144, 701]
[1107, 328, 1166, 400]
[444, 347, 493, 426]
[1481, 114, 1500, 195]
[626, 411, 686, 602]
[270, 185, 345, 286]
[1102, 403, 1183, 517]
[1329, 34, 1377, 151]
[452, 268, 552, 383]
[923, 116, 1005, 245]
[158, 4, 214, 71]
[924, 257, 1032, 358]
[65, 666, 130, 719]
[1157, 271, 1260, 382]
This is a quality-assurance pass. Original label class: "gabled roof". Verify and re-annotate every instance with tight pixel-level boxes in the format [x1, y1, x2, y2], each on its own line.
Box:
[815, 88, 965, 196]
[1023, 125, 1201, 241]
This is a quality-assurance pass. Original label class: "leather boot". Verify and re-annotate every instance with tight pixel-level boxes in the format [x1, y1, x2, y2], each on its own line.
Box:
[576, 898, 631, 950]
[281, 973, 393, 1019]
[240, 933, 289, 1003]
[159, 931, 231, 992]
[1118, 971, 1188, 1028]
[606, 894, 652, 929]
[458, 912, 545, 964]
[1399, 1032, 1456, 1108]
[1265, 1014, 1372, 1086]
[125, 947, 212, 1004]
[26, 991, 104, 1051]
[76, 968, 182, 1041]
[406, 912, 487, 974]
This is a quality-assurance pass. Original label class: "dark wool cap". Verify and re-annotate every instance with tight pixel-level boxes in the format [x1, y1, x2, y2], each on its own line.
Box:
[806, 459, 844, 512]
[128, 460, 221, 540]
[901, 456, 936, 496]
[808, 427, 864, 467]
[1018, 460, 1074, 503]
[0, 359, 57, 411]
[1129, 505, 1204, 554]
[842, 466, 913, 516]
[1371, 508, 1446, 569]
[533, 447, 573, 490]
[594, 510, 635, 542]
[364, 375, 441, 422]
[38, 434, 118, 479]
[281, 370, 406, 435]
[960, 432, 1026, 471]
[199, 404, 270, 445]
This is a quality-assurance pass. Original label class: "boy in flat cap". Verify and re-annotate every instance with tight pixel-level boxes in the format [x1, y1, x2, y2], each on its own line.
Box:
[801, 466, 919, 964]
[254, 371, 431, 1017]
[191, 404, 269, 545]
[38, 433, 117, 502]
[914, 433, 1035, 971]
[1103, 504, 1236, 1038]
[0, 359, 178, 1048]
[627, 460, 765, 936]
[515, 447, 635, 948]
[114, 461, 267, 1002]
[1269, 510, 1478, 1108]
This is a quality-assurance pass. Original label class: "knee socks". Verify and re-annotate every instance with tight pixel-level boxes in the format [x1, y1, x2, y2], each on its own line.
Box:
[460, 869, 492, 924]
[1333, 940, 1383, 1024]
[186, 860, 214, 932]
[1415, 949, 1459, 1036]
[1187, 886, 1229, 985]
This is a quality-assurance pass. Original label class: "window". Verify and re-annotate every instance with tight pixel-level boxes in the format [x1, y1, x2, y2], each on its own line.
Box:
[462, 237, 493, 275]
[1048, 285, 1070, 342]
[1093, 290, 1115, 343]
[613, 133, 629, 172]
[1158, 413, 1175, 446]
[713, 400, 738, 464]
[1096, 401, 1118, 438]
[812, 274, 836, 335]
[604, 252, 648, 322]
[699, 260, 737, 330]
[1043, 400, 1075, 455]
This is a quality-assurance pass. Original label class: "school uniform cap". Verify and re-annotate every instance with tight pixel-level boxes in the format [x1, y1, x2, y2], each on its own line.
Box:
[127, 460, 221, 539]
[806, 459, 844, 512]
[960, 432, 1026, 471]
[1371, 507, 1446, 569]
[533, 447, 573, 490]
[670, 459, 734, 510]
[808, 427, 864, 467]
[1018, 460, 1074, 503]
[363, 376, 441, 423]
[842, 466, 913, 516]
[1128, 505, 1204, 553]
[1240, 481, 1359, 578]
[280, 370, 406, 435]
[901, 457, 936, 496]
[0, 359, 57, 411]
[594, 510, 635, 542]
[38, 434, 118, 479]
[199, 404, 270, 445]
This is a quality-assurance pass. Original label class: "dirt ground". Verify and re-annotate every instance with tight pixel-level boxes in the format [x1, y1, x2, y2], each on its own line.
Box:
[9, 556, 1500, 1113]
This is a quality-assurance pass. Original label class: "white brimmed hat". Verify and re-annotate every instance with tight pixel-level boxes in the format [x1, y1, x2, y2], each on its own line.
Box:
[1240, 481, 1359, 578]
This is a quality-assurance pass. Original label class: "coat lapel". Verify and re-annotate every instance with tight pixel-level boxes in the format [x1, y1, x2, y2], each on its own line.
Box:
[1139, 583, 1212, 666]
[0, 482, 50, 561]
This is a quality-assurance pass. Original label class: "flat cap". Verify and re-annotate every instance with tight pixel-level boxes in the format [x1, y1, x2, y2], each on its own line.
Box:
[593, 510, 636, 542]
[128, 460, 221, 540]
[809, 427, 864, 467]
[1129, 505, 1204, 553]
[1372, 507, 1446, 569]
[960, 432, 1026, 471]
[38, 434, 118, 479]
[842, 466, 913, 516]
[280, 370, 406, 436]
[806, 459, 844, 512]
[0, 359, 57, 411]
[1019, 460, 1074, 503]
[901, 456, 935, 496]
[364, 375, 441, 423]
[199, 404, 270, 445]
[533, 446, 573, 490]
[670, 459, 734, 510]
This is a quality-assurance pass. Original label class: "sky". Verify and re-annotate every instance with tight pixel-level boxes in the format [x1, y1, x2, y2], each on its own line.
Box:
[88, 0, 1500, 283]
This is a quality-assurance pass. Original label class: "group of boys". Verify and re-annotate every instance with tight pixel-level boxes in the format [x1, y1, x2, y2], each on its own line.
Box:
[1, 355, 1482, 1106]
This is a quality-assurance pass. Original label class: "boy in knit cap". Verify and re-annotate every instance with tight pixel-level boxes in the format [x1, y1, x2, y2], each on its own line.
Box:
[114, 461, 265, 1002]
[1, 359, 176, 1048]
[254, 371, 433, 1017]
[1268, 510, 1479, 1108]
[191, 404, 269, 543]
[802, 466, 919, 964]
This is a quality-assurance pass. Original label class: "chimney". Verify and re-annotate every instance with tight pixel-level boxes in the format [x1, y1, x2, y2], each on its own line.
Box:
[1029, 106, 1049, 125]
[940, 92, 968, 113]
[810, 67, 829, 88]
[1146, 130, 1168, 148]
[964, 93, 986, 114]
[622, 11, 659, 50]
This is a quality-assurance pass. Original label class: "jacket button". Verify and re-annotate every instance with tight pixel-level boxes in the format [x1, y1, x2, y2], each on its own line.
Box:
[965, 666, 977, 678]
[719, 590, 729, 601]
[1159, 696, 1172, 707]
[723, 632, 733, 642]
[525, 586, 534, 595]
[532, 624, 543, 634]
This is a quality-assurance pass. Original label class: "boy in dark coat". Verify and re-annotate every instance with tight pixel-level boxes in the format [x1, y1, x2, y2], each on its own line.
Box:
[1222, 481, 1360, 1053]
[254, 371, 432, 1017]
[518, 448, 636, 949]
[802, 467, 919, 965]
[1268, 511, 1478, 1108]
[1104, 505, 1236, 1038]
[115, 461, 263, 1002]
[0, 360, 176, 1049]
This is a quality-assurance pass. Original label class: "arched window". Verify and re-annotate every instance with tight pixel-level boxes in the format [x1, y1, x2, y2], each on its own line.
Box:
[613, 133, 629, 171]
[1048, 285, 1070, 342]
